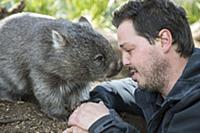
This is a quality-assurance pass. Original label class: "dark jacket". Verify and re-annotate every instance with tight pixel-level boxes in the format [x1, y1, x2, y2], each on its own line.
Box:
[88, 48, 200, 133]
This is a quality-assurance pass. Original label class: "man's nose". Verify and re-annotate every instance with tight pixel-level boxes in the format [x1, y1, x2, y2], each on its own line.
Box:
[122, 53, 130, 66]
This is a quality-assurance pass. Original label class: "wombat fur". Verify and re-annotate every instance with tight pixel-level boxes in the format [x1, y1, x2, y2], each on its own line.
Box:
[0, 12, 122, 121]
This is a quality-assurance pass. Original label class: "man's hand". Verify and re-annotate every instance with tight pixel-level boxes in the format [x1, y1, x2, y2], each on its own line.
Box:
[68, 101, 109, 130]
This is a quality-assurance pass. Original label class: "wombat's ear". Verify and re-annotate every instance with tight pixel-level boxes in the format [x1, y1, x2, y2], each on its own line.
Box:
[78, 16, 92, 28]
[52, 30, 66, 49]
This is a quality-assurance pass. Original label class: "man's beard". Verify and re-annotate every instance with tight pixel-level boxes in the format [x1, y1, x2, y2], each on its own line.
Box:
[138, 52, 169, 94]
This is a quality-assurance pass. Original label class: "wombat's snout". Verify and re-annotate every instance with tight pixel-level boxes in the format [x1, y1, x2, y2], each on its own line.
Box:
[106, 60, 123, 78]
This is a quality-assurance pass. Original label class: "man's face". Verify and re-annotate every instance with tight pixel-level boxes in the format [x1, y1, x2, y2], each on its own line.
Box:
[117, 19, 169, 92]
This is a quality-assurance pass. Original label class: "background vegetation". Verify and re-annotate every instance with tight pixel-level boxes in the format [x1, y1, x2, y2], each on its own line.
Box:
[176, 0, 200, 24]
[0, 0, 200, 31]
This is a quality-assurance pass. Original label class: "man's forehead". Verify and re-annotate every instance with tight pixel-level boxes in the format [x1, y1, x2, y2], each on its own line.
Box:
[117, 20, 133, 32]
[117, 21, 137, 39]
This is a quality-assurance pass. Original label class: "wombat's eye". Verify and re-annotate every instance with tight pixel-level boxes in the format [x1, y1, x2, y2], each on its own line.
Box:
[94, 54, 105, 62]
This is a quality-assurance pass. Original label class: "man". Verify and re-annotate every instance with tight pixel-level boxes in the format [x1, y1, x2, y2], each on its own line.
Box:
[64, 0, 200, 132]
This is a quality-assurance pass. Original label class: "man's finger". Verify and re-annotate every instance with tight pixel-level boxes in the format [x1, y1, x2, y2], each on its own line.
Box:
[62, 127, 73, 133]
[68, 106, 80, 125]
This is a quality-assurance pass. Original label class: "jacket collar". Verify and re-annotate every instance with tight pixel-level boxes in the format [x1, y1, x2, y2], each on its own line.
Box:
[166, 48, 200, 101]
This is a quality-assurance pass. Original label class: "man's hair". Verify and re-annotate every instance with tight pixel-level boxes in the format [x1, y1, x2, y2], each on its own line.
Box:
[112, 0, 194, 57]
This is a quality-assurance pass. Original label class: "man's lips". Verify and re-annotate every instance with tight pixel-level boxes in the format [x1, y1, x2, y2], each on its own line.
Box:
[128, 68, 137, 77]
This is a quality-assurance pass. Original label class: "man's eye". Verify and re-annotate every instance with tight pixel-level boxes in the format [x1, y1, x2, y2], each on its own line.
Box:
[126, 49, 133, 53]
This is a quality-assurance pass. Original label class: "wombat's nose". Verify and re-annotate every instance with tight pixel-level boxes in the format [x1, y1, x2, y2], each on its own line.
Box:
[106, 60, 123, 78]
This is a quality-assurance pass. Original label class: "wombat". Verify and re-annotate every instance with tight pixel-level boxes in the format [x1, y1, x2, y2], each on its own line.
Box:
[0, 12, 122, 121]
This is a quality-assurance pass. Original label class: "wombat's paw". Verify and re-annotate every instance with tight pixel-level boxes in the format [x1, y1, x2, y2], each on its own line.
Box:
[0, 97, 14, 102]
[47, 112, 69, 121]
[41, 108, 69, 121]
[0, 93, 18, 102]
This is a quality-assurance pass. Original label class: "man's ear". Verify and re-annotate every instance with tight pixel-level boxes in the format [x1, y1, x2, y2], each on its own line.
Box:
[158, 29, 173, 53]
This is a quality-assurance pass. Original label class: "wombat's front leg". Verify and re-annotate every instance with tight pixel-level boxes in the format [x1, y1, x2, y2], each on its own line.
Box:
[65, 86, 90, 112]
[34, 83, 68, 121]
[31, 72, 68, 121]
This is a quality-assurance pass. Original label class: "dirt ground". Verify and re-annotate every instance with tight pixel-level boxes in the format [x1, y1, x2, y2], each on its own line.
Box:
[0, 100, 146, 133]
[0, 100, 66, 133]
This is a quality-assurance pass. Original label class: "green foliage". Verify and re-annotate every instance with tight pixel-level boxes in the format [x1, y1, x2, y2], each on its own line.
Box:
[176, 0, 200, 24]
[1, 0, 199, 29]
[64, 0, 109, 28]
[0, 0, 19, 8]
[63, 0, 126, 29]
[0, 0, 127, 30]
[0, 0, 58, 16]
[24, 0, 57, 16]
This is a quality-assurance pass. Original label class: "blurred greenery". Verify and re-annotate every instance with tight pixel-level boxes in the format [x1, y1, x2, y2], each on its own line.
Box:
[0, 0, 199, 30]
[0, 0, 126, 30]
[176, 0, 200, 24]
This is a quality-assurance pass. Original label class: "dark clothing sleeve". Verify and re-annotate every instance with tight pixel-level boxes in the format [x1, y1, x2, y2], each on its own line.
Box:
[89, 109, 140, 133]
[88, 78, 143, 133]
[89, 78, 143, 116]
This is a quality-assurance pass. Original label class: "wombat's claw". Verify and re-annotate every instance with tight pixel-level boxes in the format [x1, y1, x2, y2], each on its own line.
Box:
[47, 113, 68, 121]
[41, 108, 68, 121]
